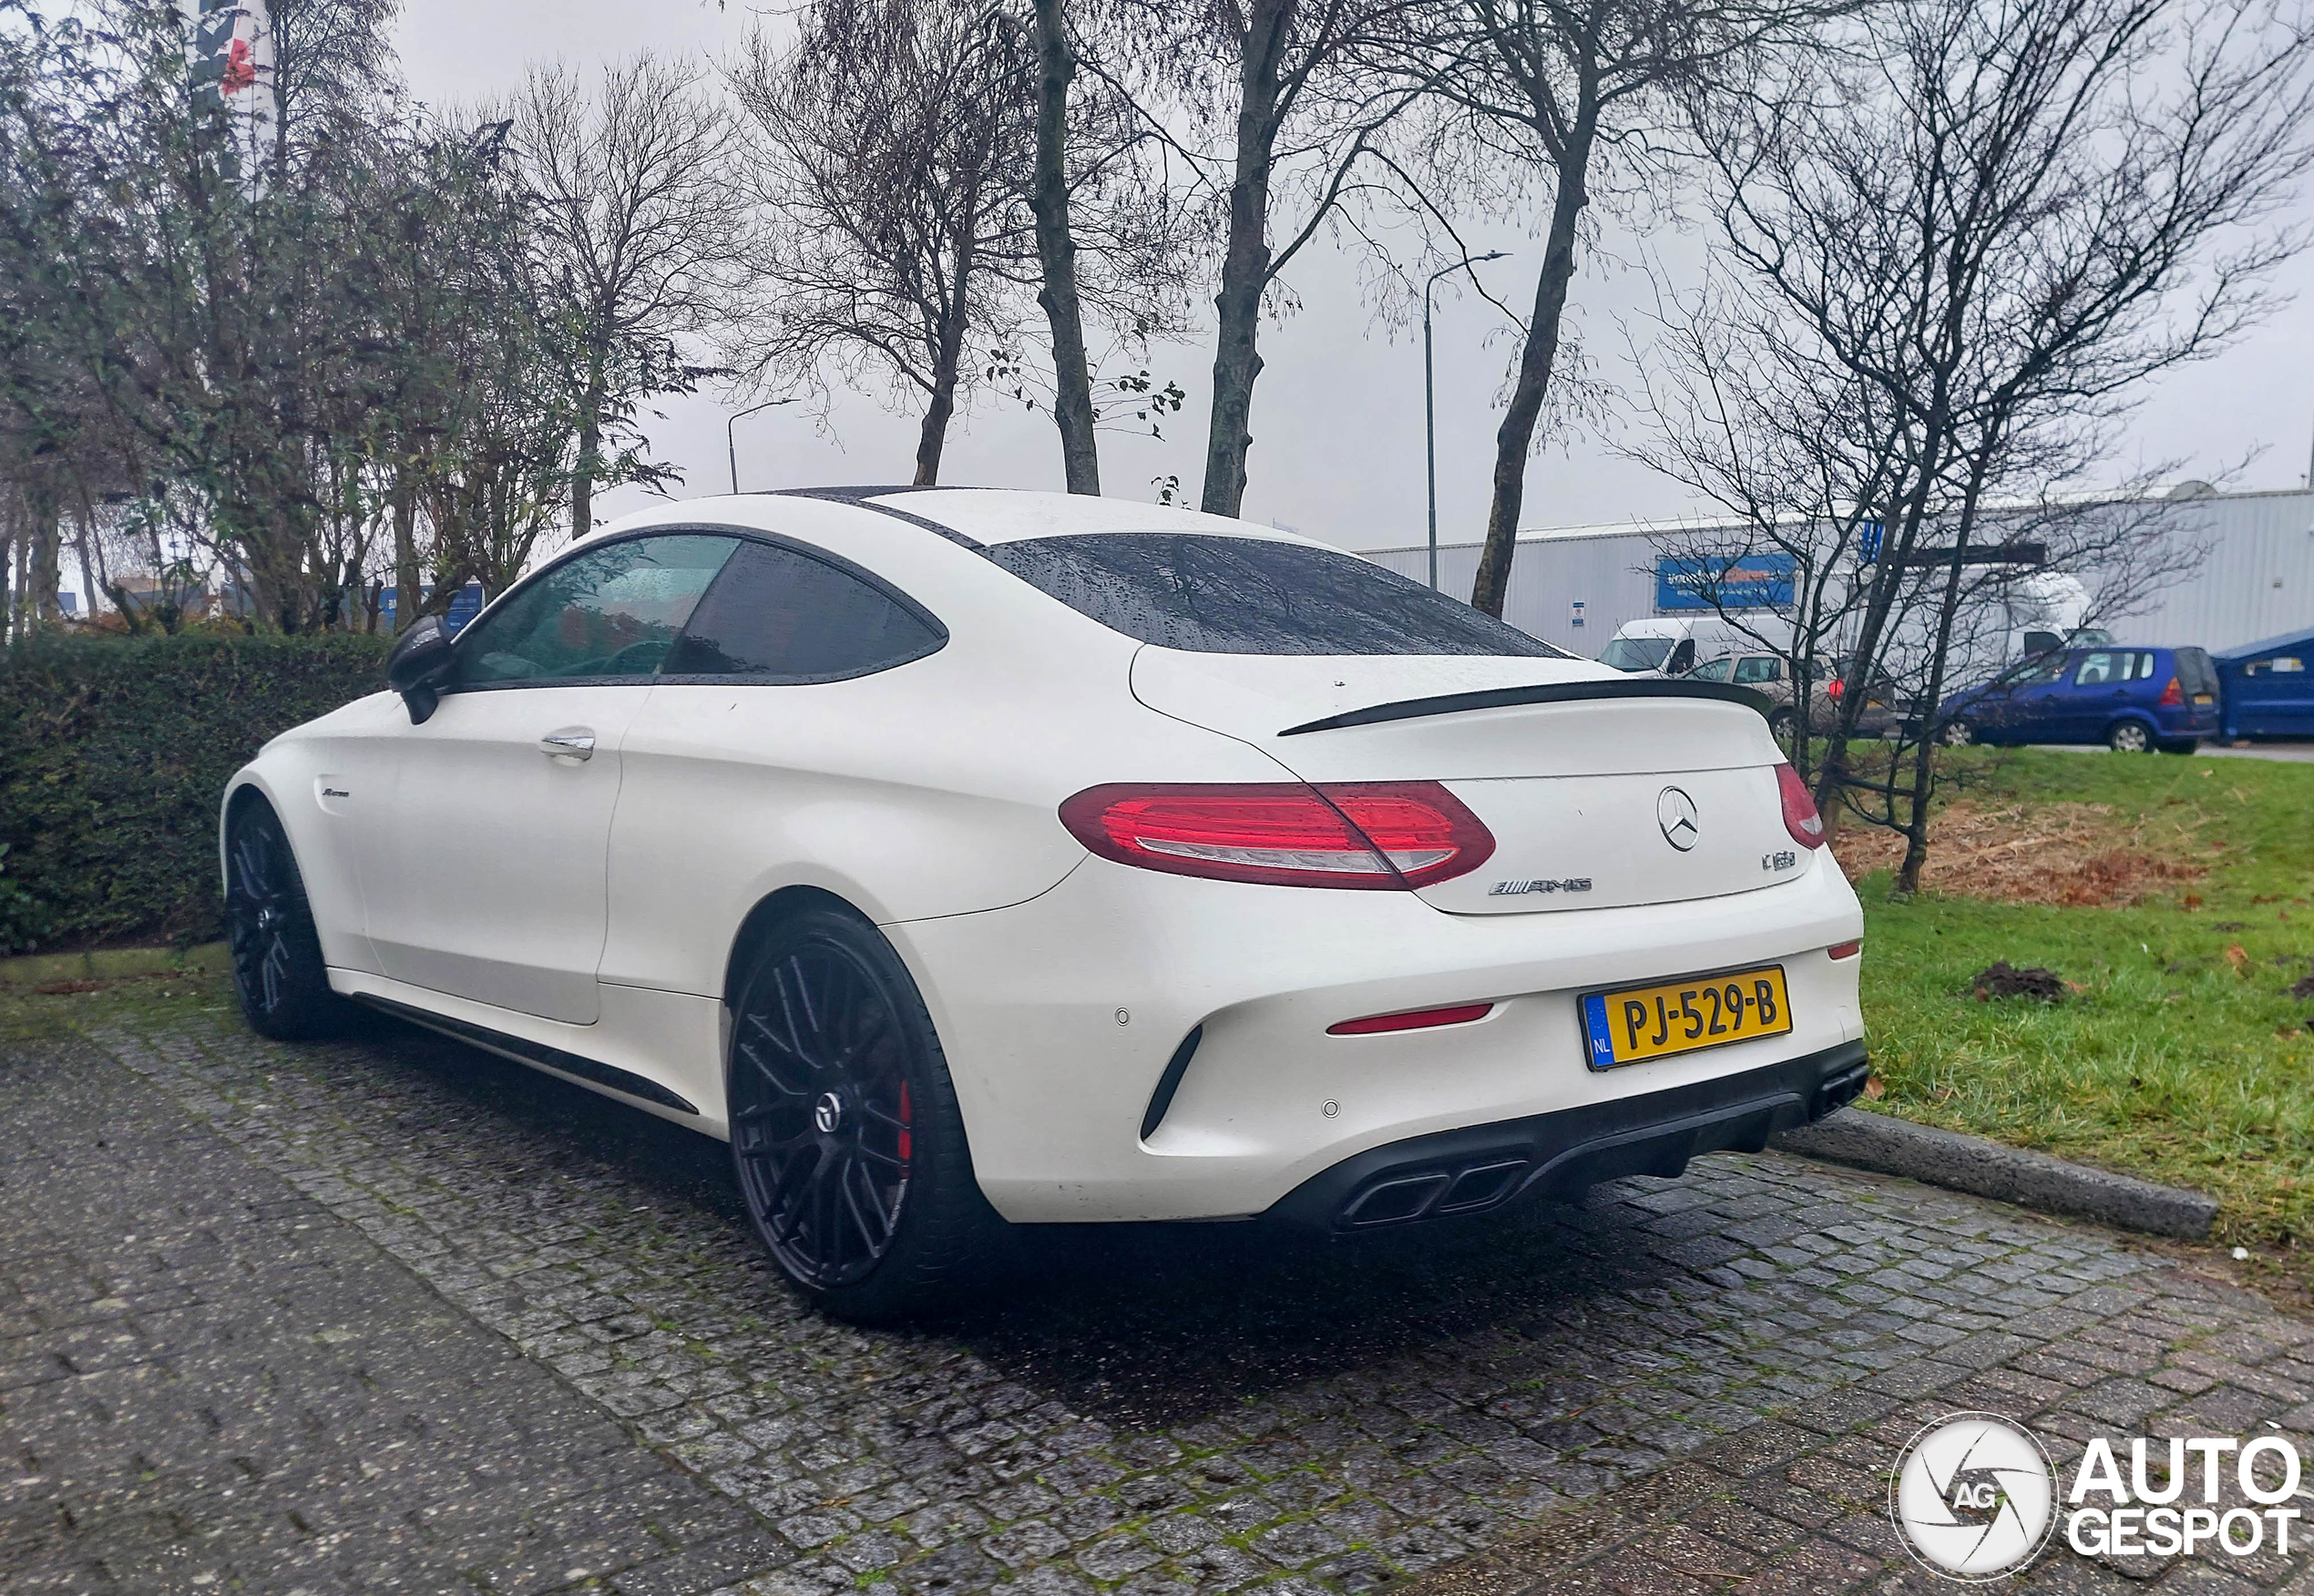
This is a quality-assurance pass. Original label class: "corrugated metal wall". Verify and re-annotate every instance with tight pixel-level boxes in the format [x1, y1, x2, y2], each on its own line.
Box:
[1363, 488, 2314, 657]
[2096, 489, 2314, 651]
[1367, 530, 1662, 653]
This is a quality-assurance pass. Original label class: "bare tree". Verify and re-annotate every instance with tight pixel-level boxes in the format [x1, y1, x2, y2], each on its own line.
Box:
[1415, 0, 1854, 619]
[727, 0, 1191, 488]
[1678, 0, 2314, 884]
[507, 55, 742, 539]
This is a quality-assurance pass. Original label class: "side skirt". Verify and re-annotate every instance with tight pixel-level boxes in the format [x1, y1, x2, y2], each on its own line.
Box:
[349, 992, 701, 1116]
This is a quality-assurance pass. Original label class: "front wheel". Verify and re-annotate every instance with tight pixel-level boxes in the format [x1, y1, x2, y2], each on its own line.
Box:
[223, 794, 354, 1039]
[1767, 707, 1798, 743]
[1939, 718, 1976, 747]
[2108, 721, 2154, 753]
[727, 907, 1004, 1323]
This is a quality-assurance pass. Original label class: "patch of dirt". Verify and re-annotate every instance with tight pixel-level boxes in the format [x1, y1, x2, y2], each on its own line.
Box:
[1971, 961, 2069, 1002]
[1832, 800, 2217, 906]
[2291, 973, 2314, 1002]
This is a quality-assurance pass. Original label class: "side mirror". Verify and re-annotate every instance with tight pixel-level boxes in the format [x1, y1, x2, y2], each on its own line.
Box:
[387, 615, 456, 724]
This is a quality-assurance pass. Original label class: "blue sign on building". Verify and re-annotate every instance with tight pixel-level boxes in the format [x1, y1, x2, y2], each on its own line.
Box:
[380, 581, 486, 635]
[1654, 553, 1797, 612]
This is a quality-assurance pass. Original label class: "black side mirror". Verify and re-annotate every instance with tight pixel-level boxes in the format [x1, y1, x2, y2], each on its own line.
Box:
[387, 615, 456, 724]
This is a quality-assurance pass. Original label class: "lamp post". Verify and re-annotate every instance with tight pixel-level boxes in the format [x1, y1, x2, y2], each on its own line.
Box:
[727, 397, 799, 495]
[1425, 252, 1508, 590]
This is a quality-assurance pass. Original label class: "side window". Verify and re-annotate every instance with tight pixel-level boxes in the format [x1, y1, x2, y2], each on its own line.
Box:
[2021, 629, 2062, 657]
[1689, 657, 1734, 682]
[2248, 655, 2303, 676]
[2134, 652, 2157, 681]
[454, 535, 739, 687]
[1664, 638, 1697, 676]
[1732, 655, 1783, 685]
[2073, 650, 2121, 686]
[662, 539, 945, 681]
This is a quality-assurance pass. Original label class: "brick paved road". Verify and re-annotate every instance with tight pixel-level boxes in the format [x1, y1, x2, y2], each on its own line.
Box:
[4, 993, 2309, 1595]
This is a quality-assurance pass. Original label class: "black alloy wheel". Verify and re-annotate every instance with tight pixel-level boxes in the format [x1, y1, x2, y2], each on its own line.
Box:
[223, 796, 352, 1039]
[728, 908, 1002, 1321]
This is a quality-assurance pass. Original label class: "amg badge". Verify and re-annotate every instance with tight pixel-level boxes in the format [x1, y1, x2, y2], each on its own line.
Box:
[1488, 877, 1593, 897]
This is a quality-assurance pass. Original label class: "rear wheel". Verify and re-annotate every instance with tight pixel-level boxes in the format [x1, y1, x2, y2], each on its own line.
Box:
[1939, 718, 1976, 747]
[2107, 721, 2153, 753]
[223, 795, 353, 1040]
[727, 907, 1003, 1323]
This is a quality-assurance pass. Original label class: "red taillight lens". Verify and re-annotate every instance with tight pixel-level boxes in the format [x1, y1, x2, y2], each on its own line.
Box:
[1827, 677, 1845, 701]
[1828, 937, 1861, 960]
[1328, 1002, 1494, 1036]
[1776, 763, 1825, 848]
[1058, 782, 1495, 889]
[2159, 676, 2183, 706]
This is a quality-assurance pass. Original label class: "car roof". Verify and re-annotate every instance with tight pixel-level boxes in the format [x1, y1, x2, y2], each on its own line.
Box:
[592, 486, 1327, 555]
[2211, 626, 2314, 662]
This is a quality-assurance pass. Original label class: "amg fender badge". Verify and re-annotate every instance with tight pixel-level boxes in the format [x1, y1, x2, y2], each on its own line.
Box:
[1488, 877, 1593, 897]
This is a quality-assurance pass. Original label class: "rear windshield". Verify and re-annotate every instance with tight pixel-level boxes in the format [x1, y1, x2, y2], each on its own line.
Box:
[980, 533, 1566, 658]
[2176, 648, 2219, 697]
[1599, 637, 1673, 672]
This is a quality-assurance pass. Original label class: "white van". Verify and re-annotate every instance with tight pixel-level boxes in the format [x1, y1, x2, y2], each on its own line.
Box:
[1599, 615, 1792, 677]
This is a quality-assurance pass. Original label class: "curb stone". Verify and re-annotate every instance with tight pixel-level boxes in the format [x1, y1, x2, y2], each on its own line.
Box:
[1770, 1105, 2218, 1240]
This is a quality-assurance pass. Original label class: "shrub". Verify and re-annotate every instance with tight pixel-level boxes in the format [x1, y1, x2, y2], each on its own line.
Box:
[0, 632, 393, 954]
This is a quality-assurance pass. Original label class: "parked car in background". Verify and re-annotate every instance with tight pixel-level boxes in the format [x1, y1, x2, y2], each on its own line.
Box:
[1934, 644, 2220, 752]
[1598, 616, 1785, 678]
[2213, 627, 2314, 741]
[1688, 652, 1898, 741]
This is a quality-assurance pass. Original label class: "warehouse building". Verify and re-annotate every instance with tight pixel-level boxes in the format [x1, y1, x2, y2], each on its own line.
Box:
[1364, 485, 2314, 660]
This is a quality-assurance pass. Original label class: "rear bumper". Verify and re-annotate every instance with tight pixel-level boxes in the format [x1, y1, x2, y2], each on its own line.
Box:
[1265, 1039, 1869, 1231]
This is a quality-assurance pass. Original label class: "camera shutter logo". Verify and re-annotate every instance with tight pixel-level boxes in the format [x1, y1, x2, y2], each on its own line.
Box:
[1889, 1413, 2058, 1581]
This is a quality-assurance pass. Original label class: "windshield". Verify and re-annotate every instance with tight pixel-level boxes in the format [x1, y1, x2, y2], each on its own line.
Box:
[1600, 637, 1674, 672]
[979, 533, 1567, 657]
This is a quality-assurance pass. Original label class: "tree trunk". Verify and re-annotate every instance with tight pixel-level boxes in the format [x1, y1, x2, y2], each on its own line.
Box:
[391, 477, 421, 635]
[1470, 116, 1594, 619]
[573, 354, 606, 543]
[916, 230, 979, 486]
[1031, 0, 1100, 496]
[25, 482, 63, 629]
[1200, 0, 1291, 519]
[1893, 475, 1987, 894]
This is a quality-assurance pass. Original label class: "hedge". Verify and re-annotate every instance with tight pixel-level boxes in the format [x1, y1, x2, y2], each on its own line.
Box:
[0, 632, 394, 954]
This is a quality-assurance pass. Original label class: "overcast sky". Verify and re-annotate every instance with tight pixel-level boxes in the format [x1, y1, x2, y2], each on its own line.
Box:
[391, 0, 2314, 557]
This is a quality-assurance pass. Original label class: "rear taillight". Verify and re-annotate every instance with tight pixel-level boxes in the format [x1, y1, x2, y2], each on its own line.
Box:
[1828, 938, 1861, 959]
[1827, 677, 1845, 701]
[1776, 763, 1825, 849]
[1059, 782, 1495, 889]
[2159, 676, 2184, 706]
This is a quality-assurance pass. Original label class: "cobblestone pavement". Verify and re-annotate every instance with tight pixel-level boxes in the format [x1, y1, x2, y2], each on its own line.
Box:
[5, 995, 2310, 1596]
[0, 1033, 787, 1595]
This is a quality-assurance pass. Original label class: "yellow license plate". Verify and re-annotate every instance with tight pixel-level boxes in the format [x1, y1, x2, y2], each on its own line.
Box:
[1582, 966, 1793, 1069]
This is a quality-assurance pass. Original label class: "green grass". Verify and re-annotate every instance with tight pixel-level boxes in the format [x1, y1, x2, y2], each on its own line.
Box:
[1853, 746, 2314, 1274]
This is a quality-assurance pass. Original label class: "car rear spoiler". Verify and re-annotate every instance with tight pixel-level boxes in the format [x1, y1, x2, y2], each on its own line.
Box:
[1278, 679, 1772, 736]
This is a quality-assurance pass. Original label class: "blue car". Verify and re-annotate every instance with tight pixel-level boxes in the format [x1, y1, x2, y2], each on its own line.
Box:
[2212, 627, 2314, 741]
[1935, 644, 2221, 752]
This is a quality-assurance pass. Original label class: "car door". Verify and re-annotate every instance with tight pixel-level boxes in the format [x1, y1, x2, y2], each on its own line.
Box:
[355, 532, 741, 1024]
[2237, 650, 2314, 735]
[1971, 652, 2070, 741]
[2063, 650, 2134, 742]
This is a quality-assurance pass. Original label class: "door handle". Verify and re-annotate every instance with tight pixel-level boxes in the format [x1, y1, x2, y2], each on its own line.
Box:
[539, 727, 596, 762]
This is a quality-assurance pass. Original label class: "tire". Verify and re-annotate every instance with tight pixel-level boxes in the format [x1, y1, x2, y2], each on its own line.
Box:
[2158, 738, 2199, 756]
[726, 906, 1005, 1323]
[1767, 707, 1798, 743]
[1939, 718, 1976, 747]
[223, 794, 355, 1040]
[2107, 721, 2153, 753]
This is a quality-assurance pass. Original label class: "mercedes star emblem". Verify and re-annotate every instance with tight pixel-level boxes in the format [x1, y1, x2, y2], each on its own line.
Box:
[1657, 786, 1700, 851]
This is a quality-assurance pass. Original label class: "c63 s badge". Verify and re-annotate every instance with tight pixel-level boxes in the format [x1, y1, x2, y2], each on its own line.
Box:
[1488, 877, 1592, 897]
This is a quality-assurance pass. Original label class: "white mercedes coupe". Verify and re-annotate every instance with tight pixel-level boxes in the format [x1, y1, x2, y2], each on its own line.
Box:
[220, 488, 1868, 1320]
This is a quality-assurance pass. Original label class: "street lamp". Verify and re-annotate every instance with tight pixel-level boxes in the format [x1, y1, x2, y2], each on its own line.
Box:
[727, 397, 800, 495]
[1426, 251, 1508, 590]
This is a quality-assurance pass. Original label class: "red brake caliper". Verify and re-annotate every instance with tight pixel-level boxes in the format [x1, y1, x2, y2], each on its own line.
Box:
[896, 1082, 912, 1167]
